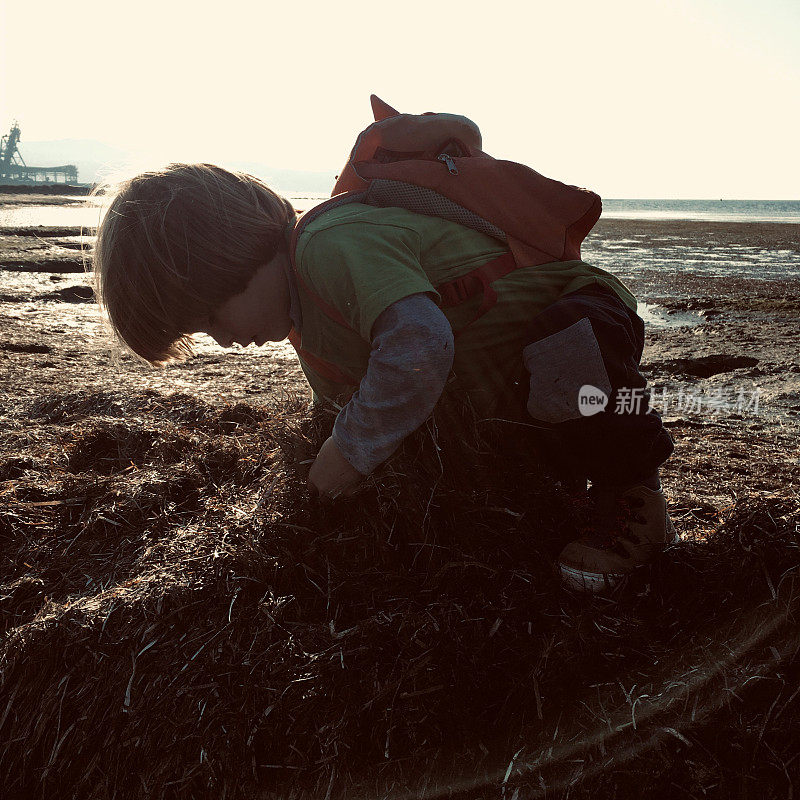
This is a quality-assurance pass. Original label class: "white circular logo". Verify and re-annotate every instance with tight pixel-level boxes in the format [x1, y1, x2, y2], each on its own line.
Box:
[578, 384, 608, 416]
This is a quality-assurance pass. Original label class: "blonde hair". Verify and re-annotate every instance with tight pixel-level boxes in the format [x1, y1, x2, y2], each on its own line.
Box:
[91, 163, 296, 364]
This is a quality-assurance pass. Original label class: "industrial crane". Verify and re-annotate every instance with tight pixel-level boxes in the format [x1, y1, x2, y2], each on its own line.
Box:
[0, 122, 78, 184]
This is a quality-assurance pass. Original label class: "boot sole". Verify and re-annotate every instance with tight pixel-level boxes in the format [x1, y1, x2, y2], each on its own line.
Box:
[559, 562, 626, 593]
[559, 530, 681, 594]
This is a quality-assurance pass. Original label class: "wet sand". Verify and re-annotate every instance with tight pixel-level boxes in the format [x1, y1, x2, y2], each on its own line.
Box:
[1, 213, 798, 510]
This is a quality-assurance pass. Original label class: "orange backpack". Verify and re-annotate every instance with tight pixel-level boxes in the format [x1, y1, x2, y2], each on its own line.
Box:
[288, 95, 602, 386]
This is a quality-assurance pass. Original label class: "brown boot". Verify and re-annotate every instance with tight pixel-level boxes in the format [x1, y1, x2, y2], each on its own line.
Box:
[558, 484, 678, 593]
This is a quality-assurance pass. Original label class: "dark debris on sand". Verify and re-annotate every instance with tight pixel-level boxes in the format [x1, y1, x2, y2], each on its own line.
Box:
[0, 390, 799, 800]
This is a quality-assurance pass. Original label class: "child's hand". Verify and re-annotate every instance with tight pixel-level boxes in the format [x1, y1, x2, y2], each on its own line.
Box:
[308, 436, 364, 500]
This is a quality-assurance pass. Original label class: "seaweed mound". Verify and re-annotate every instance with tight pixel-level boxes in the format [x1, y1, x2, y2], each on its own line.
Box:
[1, 390, 798, 800]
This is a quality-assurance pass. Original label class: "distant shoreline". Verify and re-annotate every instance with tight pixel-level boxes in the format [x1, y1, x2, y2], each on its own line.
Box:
[2, 188, 799, 228]
[5, 218, 799, 237]
[2, 183, 797, 203]
[0, 183, 92, 196]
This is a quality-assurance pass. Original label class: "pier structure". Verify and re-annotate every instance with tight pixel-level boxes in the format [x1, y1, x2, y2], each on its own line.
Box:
[0, 123, 79, 184]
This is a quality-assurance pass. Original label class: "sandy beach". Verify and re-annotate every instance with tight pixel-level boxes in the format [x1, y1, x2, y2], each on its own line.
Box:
[1, 198, 799, 798]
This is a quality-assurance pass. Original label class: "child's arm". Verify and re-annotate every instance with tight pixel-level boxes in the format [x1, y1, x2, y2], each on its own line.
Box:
[308, 293, 454, 496]
[334, 292, 454, 471]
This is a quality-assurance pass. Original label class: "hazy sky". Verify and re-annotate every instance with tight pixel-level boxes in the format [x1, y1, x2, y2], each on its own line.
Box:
[1, 0, 798, 198]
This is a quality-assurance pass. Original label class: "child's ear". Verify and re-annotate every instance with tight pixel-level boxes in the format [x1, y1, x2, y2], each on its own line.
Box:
[370, 94, 400, 121]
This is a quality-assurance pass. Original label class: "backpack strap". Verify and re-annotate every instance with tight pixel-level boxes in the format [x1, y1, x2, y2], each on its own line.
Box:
[288, 192, 366, 329]
[436, 251, 517, 335]
[286, 196, 368, 389]
[289, 192, 519, 342]
[286, 245, 514, 393]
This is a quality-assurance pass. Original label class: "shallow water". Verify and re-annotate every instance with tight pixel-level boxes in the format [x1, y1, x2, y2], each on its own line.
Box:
[602, 199, 800, 223]
[0, 204, 104, 228]
[637, 302, 704, 328]
[0, 194, 328, 229]
[583, 237, 800, 280]
[3, 196, 800, 228]
[3, 196, 799, 286]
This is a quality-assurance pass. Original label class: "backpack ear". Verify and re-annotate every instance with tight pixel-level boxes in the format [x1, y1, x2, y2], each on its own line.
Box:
[370, 95, 400, 121]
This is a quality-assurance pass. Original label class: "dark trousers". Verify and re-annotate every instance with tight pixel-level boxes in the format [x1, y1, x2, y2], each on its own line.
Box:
[521, 285, 674, 488]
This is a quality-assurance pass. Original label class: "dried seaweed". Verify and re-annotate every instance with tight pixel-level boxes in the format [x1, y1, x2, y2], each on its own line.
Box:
[1, 389, 798, 800]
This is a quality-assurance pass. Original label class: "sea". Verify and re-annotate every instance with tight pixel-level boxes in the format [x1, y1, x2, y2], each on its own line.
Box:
[602, 199, 800, 224]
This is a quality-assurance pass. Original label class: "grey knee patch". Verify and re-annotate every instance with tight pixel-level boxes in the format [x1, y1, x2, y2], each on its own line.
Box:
[523, 317, 612, 423]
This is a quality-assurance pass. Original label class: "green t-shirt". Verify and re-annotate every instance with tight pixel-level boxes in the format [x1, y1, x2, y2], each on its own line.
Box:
[293, 203, 637, 415]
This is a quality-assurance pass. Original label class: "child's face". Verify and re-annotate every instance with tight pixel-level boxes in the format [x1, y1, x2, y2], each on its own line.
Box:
[193, 252, 293, 348]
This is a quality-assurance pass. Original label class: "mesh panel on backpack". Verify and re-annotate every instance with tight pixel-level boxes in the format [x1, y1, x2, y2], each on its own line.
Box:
[363, 179, 507, 242]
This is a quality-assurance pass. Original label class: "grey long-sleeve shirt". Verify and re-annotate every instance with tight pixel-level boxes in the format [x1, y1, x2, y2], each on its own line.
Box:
[330, 293, 455, 475]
